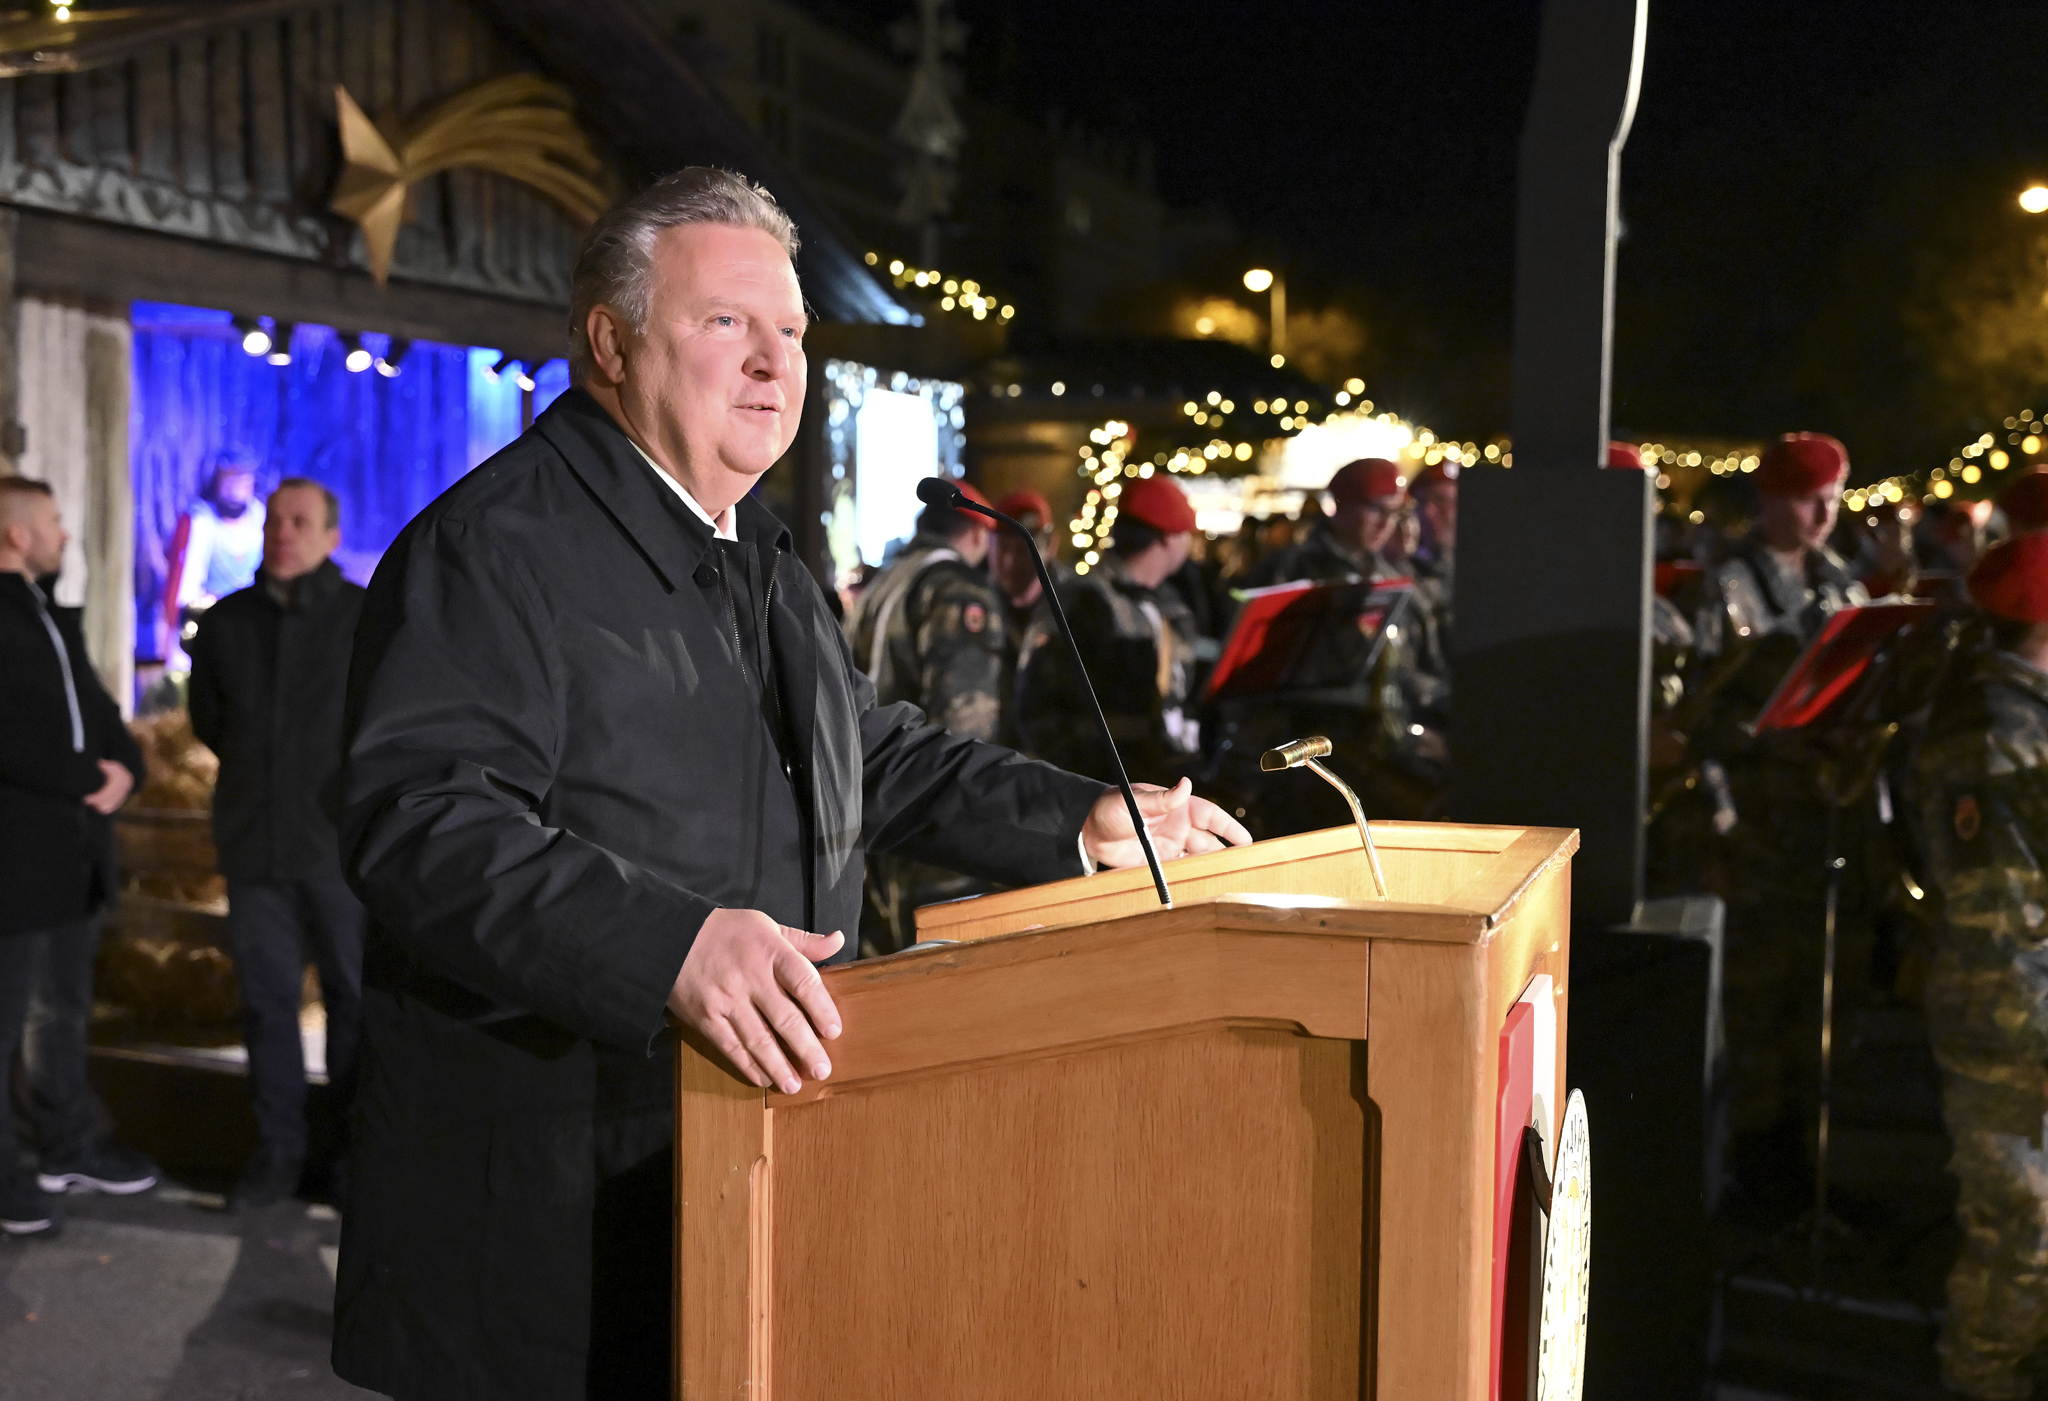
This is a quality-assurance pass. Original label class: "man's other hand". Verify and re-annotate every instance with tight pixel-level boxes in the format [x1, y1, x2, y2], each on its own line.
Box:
[668, 909, 844, 1094]
[83, 759, 134, 815]
[1082, 777, 1251, 869]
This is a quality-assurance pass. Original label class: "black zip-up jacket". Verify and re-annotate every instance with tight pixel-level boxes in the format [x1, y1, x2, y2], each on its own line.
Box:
[0, 572, 144, 936]
[333, 388, 1105, 1400]
[187, 559, 364, 882]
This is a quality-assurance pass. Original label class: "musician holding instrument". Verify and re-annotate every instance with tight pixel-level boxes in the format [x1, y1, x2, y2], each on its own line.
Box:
[1686, 433, 1871, 1160]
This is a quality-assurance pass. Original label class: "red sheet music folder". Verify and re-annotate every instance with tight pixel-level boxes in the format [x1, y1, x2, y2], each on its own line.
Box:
[1749, 601, 1931, 734]
[1203, 576, 1412, 702]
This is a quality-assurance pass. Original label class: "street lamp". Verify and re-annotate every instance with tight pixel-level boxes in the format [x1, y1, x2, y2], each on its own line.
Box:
[1244, 267, 1286, 358]
[2022, 185, 2048, 214]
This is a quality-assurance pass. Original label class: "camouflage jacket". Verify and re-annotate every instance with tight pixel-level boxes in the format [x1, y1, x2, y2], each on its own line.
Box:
[1694, 533, 1869, 663]
[844, 532, 1007, 741]
[1682, 534, 1870, 763]
[1015, 552, 1200, 784]
[1916, 647, 2048, 1123]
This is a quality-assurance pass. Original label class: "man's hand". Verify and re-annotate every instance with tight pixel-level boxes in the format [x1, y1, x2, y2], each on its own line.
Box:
[667, 909, 844, 1094]
[83, 760, 134, 815]
[1082, 777, 1251, 869]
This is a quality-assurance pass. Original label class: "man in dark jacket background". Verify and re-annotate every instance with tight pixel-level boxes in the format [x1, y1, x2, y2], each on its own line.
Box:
[0, 477, 155, 1237]
[189, 477, 366, 1210]
[335, 168, 1245, 1401]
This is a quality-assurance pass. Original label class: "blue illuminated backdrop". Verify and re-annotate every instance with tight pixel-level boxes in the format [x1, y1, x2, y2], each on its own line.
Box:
[130, 301, 566, 660]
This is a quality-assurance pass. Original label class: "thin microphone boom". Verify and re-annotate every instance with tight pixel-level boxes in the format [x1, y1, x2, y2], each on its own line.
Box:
[915, 476, 1172, 907]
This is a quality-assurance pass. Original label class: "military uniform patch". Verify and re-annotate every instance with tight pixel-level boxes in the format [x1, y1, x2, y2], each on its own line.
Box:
[961, 602, 987, 633]
[1956, 793, 1981, 842]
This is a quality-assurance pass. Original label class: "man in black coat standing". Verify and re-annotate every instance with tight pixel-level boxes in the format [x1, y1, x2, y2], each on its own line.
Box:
[0, 477, 155, 1237]
[188, 477, 366, 1209]
[334, 168, 1247, 1401]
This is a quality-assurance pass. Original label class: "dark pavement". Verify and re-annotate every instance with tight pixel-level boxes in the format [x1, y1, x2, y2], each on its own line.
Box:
[0, 1185, 372, 1401]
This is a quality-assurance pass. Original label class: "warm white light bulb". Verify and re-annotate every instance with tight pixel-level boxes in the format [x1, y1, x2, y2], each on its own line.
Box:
[2022, 186, 2048, 214]
[1242, 268, 1274, 293]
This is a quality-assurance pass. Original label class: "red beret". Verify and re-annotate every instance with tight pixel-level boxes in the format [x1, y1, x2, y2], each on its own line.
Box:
[1754, 432, 1849, 497]
[1328, 457, 1405, 506]
[1999, 467, 2048, 533]
[1606, 441, 1645, 470]
[1969, 533, 2048, 622]
[995, 488, 1053, 528]
[1118, 474, 1197, 535]
[1411, 461, 1459, 493]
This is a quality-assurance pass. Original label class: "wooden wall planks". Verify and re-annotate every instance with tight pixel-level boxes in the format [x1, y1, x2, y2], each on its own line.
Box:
[0, 0, 606, 312]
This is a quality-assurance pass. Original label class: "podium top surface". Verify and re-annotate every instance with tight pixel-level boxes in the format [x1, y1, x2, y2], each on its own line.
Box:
[915, 820, 1577, 948]
[754, 821, 1577, 1099]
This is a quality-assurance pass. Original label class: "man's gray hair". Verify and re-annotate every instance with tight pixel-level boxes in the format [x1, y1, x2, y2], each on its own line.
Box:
[567, 167, 800, 383]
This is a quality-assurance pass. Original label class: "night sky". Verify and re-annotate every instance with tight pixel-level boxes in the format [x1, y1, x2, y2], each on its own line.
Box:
[831, 0, 2048, 476]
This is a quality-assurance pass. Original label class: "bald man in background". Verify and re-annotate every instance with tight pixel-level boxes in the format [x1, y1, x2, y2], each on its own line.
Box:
[0, 478, 155, 1238]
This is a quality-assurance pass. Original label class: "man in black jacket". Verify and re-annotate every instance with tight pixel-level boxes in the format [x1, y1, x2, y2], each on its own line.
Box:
[189, 477, 367, 1209]
[0, 477, 155, 1236]
[335, 168, 1246, 1401]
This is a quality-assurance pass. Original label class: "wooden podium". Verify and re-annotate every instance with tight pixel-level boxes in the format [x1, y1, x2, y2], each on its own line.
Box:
[674, 820, 1577, 1399]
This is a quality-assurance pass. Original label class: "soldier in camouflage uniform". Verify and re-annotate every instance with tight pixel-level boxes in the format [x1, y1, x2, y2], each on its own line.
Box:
[1016, 474, 1202, 786]
[1915, 533, 2048, 1399]
[844, 482, 1006, 951]
[1686, 433, 1871, 1143]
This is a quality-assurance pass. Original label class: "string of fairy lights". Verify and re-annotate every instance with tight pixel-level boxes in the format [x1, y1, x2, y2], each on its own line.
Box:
[871, 253, 2042, 538]
[1630, 415, 2046, 522]
[1877, 409, 2048, 510]
[1069, 420, 1135, 573]
[863, 251, 1015, 322]
[1060, 414, 2044, 564]
[1061, 402, 1506, 574]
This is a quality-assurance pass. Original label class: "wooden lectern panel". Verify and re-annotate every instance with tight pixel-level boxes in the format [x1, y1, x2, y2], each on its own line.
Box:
[770, 1025, 1370, 1398]
[676, 822, 1577, 1401]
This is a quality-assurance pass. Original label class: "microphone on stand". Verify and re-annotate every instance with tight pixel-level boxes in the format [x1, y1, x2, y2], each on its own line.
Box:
[915, 476, 1172, 907]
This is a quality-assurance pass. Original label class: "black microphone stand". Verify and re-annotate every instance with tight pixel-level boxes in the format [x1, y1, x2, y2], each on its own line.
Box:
[916, 478, 1172, 906]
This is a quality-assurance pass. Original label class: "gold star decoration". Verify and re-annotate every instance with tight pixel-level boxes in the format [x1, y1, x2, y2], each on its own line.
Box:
[329, 74, 609, 285]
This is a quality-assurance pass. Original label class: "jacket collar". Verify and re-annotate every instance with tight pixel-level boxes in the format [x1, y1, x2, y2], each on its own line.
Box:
[1303, 522, 1391, 580]
[1737, 531, 1853, 613]
[535, 389, 791, 589]
[0, 570, 55, 616]
[260, 557, 347, 611]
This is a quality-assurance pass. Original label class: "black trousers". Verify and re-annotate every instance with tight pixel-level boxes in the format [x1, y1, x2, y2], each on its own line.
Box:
[2, 916, 108, 1180]
[225, 879, 366, 1160]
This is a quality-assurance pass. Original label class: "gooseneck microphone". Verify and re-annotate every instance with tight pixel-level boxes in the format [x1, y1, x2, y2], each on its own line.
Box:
[915, 476, 1172, 906]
